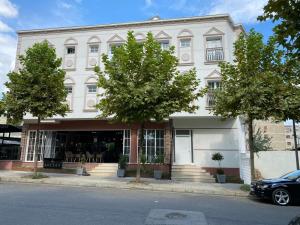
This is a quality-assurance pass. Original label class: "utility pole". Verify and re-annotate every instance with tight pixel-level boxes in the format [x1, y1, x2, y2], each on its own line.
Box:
[292, 119, 299, 170]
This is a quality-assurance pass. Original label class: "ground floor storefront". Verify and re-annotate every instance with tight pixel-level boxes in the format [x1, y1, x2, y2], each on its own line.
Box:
[2, 117, 249, 182]
[17, 119, 172, 171]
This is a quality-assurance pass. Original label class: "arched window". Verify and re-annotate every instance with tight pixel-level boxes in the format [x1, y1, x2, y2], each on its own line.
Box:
[107, 34, 125, 59]
[84, 76, 98, 111]
[64, 37, 78, 70]
[86, 36, 101, 69]
[64, 77, 75, 111]
[177, 29, 193, 65]
[155, 31, 171, 50]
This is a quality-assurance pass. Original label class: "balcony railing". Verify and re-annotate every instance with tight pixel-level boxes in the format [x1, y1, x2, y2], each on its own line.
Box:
[206, 47, 224, 62]
[206, 91, 215, 108]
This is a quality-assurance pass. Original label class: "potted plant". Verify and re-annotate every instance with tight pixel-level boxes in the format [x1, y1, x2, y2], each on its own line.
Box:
[117, 155, 128, 177]
[77, 155, 87, 176]
[211, 152, 226, 183]
[153, 154, 164, 179]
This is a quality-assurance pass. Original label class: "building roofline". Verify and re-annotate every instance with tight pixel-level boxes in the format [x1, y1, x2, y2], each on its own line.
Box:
[17, 14, 245, 35]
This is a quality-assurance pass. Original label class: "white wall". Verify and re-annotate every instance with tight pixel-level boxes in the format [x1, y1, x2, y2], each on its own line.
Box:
[18, 17, 240, 121]
[173, 118, 240, 168]
[255, 151, 299, 178]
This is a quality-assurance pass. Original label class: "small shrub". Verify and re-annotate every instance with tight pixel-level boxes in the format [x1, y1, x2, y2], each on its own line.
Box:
[240, 184, 251, 192]
[154, 154, 164, 164]
[118, 155, 128, 169]
[216, 168, 224, 175]
[31, 173, 49, 179]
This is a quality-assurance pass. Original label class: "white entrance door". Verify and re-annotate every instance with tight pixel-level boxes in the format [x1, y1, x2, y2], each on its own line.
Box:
[174, 130, 192, 164]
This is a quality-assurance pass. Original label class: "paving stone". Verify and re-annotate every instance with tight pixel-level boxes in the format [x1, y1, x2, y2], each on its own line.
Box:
[145, 209, 208, 225]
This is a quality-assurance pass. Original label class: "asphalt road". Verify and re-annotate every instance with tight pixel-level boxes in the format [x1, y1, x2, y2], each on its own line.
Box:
[0, 183, 299, 225]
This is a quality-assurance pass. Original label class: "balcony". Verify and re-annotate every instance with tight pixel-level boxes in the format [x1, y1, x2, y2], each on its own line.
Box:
[206, 47, 224, 62]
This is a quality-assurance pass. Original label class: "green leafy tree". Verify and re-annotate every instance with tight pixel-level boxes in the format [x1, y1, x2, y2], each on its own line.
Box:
[253, 128, 272, 155]
[95, 31, 204, 182]
[212, 30, 286, 180]
[258, 0, 300, 60]
[2, 41, 68, 175]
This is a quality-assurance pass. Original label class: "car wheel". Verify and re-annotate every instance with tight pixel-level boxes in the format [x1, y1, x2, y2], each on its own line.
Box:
[272, 188, 291, 206]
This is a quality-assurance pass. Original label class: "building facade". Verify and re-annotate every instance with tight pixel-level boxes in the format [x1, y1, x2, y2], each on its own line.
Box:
[285, 124, 300, 150]
[255, 120, 287, 151]
[14, 14, 250, 182]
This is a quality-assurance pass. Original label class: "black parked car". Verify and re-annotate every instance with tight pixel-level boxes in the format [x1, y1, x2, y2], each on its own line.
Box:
[250, 170, 300, 206]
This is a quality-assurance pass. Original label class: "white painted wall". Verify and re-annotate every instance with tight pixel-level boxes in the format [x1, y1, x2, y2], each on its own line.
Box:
[173, 118, 240, 168]
[255, 151, 299, 178]
[18, 16, 241, 121]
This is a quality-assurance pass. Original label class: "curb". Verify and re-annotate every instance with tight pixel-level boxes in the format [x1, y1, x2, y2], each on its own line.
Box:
[0, 176, 249, 198]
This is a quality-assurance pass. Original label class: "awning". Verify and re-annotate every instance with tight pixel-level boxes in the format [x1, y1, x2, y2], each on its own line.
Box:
[0, 124, 22, 133]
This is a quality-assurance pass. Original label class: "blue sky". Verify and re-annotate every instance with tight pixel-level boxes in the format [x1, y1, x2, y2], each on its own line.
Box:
[0, 0, 275, 93]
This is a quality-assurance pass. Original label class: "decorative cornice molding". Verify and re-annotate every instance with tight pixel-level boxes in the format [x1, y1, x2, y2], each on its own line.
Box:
[204, 27, 225, 36]
[17, 14, 245, 36]
[87, 35, 101, 43]
[177, 29, 193, 38]
[205, 69, 221, 79]
[155, 30, 171, 40]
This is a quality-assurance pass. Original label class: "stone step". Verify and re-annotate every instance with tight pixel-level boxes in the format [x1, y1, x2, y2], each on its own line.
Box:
[172, 168, 207, 173]
[172, 177, 215, 183]
[172, 172, 211, 177]
[89, 172, 117, 177]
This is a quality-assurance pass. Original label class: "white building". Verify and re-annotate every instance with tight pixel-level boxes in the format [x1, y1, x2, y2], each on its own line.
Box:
[15, 14, 250, 183]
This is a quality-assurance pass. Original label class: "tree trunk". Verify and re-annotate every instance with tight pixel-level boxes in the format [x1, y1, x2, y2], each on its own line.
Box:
[292, 119, 299, 170]
[33, 117, 41, 176]
[136, 122, 144, 183]
[248, 117, 255, 181]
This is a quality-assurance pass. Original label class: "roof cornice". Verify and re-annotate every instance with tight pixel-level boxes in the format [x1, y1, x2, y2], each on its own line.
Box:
[17, 14, 245, 36]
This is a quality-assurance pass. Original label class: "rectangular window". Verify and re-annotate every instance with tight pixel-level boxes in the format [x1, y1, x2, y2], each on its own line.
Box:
[206, 80, 221, 107]
[26, 131, 56, 162]
[87, 85, 97, 93]
[67, 46, 75, 54]
[138, 129, 164, 163]
[123, 130, 131, 161]
[90, 45, 99, 53]
[108, 43, 123, 57]
[206, 36, 223, 61]
[65, 86, 72, 94]
[180, 39, 191, 48]
[160, 40, 169, 50]
[207, 80, 221, 91]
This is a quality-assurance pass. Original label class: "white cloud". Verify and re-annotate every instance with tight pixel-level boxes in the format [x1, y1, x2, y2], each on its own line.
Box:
[145, 0, 153, 8]
[0, 0, 18, 18]
[0, 33, 17, 93]
[207, 0, 268, 23]
[60, 2, 72, 9]
[0, 20, 13, 32]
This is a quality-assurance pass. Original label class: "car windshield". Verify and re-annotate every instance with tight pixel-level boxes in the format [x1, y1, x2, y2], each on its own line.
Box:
[280, 170, 300, 180]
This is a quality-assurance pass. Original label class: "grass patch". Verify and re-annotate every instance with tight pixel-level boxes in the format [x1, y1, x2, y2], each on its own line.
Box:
[240, 184, 251, 192]
[23, 173, 49, 179]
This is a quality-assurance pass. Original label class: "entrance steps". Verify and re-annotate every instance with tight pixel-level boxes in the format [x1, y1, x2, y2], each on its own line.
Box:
[171, 165, 215, 183]
[89, 163, 118, 177]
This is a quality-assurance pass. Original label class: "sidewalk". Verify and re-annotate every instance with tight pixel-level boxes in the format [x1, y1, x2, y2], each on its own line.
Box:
[0, 170, 248, 197]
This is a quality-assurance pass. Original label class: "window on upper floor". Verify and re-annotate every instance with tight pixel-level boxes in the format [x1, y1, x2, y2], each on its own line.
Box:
[108, 43, 123, 58]
[65, 86, 73, 94]
[89, 45, 99, 53]
[205, 36, 224, 62]
[180, 39, 191, 48]
[286, 135, 291, 139]
[87, 84, 97, 93]
[206, 80, 221, 108]
[67, 46, 75, 54]
[159, 40, 169, 50]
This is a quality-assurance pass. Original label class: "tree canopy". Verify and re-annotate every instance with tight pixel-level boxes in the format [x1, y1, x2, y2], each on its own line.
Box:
[212, 29, 287, 180]
[3, 41, 68, 124]
[95, 31, 204, 124]
[258, 0, 300, 60]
